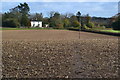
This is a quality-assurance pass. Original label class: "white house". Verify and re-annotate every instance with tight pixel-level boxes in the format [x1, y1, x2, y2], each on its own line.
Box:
[44, 24, 49, 28]
[31, 21, 42, 28]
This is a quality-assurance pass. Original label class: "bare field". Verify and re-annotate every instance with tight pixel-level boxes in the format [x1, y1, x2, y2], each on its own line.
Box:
[2, 30, 118, 40]
[2, 30, 119, 78]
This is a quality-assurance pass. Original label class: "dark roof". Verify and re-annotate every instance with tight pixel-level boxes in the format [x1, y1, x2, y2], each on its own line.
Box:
[31, 20, 42, 22]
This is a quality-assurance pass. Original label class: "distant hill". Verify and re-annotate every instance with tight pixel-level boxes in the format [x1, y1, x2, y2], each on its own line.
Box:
[112, 13, 120, 18]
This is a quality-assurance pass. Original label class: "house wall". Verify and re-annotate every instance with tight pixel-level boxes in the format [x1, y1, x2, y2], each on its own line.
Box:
[31, 21, 42, 27]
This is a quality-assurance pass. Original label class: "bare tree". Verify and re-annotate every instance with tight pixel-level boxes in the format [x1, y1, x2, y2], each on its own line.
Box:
[65, 13, 74, 18]
[48, 11, 55, 18]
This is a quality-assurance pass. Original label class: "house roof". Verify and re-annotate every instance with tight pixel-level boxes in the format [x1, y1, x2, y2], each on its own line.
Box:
[31, 21, 42, 22]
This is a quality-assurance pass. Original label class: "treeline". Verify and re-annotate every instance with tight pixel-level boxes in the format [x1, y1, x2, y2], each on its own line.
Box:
[2, 2, 120, 30]
[2, 3, 30, 28]
[111, 14, 120, 30]
[2, 2, 95, 29]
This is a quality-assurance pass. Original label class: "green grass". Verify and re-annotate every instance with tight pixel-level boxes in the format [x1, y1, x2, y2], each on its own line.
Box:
[1, 27, 120, 34]
[1, 28, 52, 30]
[0, 27, 67, 30]
[87, 27, 120, 33]
[100, 30, 120, 33]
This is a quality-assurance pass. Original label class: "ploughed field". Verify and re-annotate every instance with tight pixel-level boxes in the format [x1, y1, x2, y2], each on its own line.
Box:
[2, 30, 119, 78]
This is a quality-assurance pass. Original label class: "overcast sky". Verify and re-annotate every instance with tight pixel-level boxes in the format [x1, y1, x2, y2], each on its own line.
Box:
[1, 1, 119, 18]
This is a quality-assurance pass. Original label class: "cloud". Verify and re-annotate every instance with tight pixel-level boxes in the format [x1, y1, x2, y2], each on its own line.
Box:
[1, 2, 118, 17]
[1, 0, 120, 2]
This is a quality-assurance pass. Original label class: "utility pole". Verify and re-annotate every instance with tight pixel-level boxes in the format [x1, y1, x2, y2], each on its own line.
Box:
[76, 11, 81, 39]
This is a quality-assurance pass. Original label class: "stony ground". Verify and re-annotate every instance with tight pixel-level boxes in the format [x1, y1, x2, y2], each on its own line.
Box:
[2, 30, 119, 78]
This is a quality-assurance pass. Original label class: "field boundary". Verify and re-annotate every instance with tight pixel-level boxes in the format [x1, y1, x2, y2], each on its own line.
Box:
[82, 30, 120, 37]
[68, 28, 120, 37]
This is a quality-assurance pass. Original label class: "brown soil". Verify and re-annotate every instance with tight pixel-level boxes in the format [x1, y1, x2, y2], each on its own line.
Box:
[2, 30, 118, 40]
[2, 30, 119, 78]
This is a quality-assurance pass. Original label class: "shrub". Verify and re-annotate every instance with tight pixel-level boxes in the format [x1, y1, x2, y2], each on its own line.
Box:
[63, 19, 70, 28]
[72, 21, 80, 27]
[54, 23, 64, 29]
[112, 19, 120, 30]
[81, 25, 90, 30]
[91, 26, 106, 30]
[86, 22, 94, 28]
[102, 26, 106, 29]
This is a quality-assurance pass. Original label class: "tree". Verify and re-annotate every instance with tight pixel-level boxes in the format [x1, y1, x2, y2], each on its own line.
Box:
[66, 13, 74, 18]
[10, 2, 30, 27]
[2, 18, 20, 27]
[63, 18, 70, 28]
[72, 21, 80, 27]
[2, 2, 30, 28]
[18, 3, 30, 14]
[112, 16, 120, 30]
[69, 15, 78, 27]
[86, 22, 94, 28]
[42, 17, 49, 26]
[83, 14, 94, 28]
[49, 12, 64, 29]
[21, 14, 30, 27]
[49, 17, 55, 27]
[82, 24, 90, 30]
[30, 13, 43, 21]
[47, 11, 55, 18]
[86, 14, 91, 24]
[53, 12, 60, 19]
[76, 11, 81, 22]
[54, 19, 64, 29]
[2, 12, 21, 27]
[18, 3, 30, 27]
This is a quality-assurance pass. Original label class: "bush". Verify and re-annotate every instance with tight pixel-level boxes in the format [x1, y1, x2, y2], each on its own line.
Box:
[86, 22, 94, 28]
[63, 19, 70, 28]
[81, 25, 90, 30]
[54, 23, 64, 29]
[102, 26, 106, 29]
[92, 27, 105, 30]
[2, 18, 20, 27]
[112, 19, 120, 30]
[72, 21, 80, 27]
